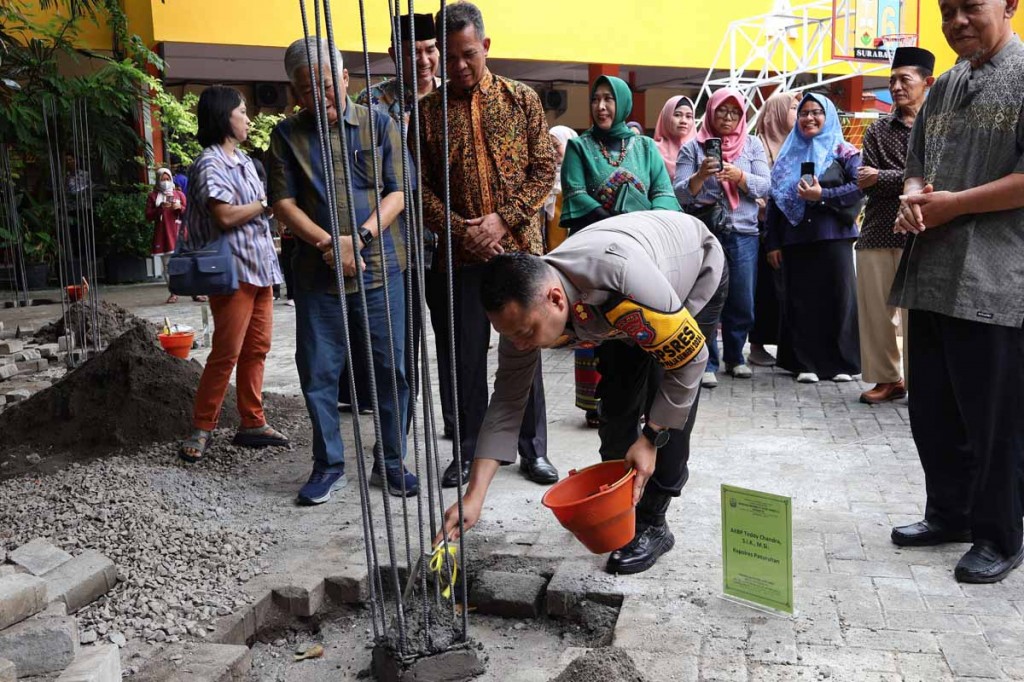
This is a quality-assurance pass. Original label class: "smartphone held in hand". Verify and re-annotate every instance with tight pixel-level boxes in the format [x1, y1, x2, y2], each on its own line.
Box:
[800, 162, 815, 186]
[703, 138, 723, 171]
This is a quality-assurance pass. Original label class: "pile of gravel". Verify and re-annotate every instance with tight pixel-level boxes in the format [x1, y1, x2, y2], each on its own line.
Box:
[0, 437, 289, 648]
[34, 300, 157, 345]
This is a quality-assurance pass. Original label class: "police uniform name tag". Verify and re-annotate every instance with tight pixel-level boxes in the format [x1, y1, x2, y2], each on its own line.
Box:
[602, 299, 705, 370]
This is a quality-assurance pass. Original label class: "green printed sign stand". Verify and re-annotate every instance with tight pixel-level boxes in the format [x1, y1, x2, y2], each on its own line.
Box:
[721, 485, 794, 615]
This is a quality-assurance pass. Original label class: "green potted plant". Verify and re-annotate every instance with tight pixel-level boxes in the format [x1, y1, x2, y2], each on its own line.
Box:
[94, 187, 151, 283]
[0, 225, 53, 291]
[10, 197, 57, 290]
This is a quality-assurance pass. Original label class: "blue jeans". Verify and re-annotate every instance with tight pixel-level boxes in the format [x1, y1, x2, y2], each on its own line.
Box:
[294, 275, 408, 474]
[707, 231, 759, 373]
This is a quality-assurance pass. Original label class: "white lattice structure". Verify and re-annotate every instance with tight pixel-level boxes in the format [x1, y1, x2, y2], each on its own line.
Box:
[695, 0, 913, 129]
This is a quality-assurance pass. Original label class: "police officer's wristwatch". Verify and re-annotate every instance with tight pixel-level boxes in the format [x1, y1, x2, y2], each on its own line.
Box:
[641, 423, 670, 449]
[358, 227, 374, 248]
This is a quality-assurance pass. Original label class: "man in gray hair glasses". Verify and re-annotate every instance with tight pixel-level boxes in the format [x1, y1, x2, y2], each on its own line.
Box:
[266, 37, 419, 505]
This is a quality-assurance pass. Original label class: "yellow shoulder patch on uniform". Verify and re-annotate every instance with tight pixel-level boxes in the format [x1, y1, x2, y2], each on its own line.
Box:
[603, 299, 705, 370]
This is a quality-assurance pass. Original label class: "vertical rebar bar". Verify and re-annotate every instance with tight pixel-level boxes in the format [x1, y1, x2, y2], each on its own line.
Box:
[319, 0, 409, 654]
[297, 0, 387, 641]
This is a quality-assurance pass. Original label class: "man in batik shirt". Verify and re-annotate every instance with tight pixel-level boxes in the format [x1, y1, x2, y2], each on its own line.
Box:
[418, 1, 558, 489]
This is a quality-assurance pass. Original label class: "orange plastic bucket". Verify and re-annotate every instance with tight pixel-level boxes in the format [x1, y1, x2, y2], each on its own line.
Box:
[158, 331, 194, 359]
[541, 461, 637, 554]
[66, 284, 88, 302]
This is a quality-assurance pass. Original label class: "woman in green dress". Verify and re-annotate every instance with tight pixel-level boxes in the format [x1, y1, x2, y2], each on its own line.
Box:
[561, 76, 681, 232]
[559, 75, 682, 426]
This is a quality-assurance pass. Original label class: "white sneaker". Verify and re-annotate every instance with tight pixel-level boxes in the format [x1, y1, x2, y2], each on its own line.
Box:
[831, 373, 853, 382]
[701, 372, 718, 388]
[285, 299, 295, 307]
[729, 364, 753, 378]
[797, 373, 819, 383]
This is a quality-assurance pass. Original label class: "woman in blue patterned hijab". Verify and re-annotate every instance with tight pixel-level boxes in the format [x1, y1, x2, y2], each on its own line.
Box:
[763, 92, 865, 384]
[770, 93, 857, 226]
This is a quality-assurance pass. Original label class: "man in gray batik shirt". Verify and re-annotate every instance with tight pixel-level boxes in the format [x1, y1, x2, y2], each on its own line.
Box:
[890, 0, 1024, 584]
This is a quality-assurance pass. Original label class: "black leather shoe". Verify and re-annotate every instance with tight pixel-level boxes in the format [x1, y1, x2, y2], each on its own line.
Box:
[520, 456, 559, 485]
[954, 542, 1024, 584]
[606, 489, 676, 574]
[891, 520, 972, 547]
[606, 523, 675, 574]
[441, 458, 472, 488]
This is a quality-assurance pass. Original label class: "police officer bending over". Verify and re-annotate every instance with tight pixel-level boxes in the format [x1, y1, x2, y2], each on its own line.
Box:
[439, 210, 726, 574]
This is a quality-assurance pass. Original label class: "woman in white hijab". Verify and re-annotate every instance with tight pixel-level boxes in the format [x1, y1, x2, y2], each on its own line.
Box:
[544, 125, 578, 252]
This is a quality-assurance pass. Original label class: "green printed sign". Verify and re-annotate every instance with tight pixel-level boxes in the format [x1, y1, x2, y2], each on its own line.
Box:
[721, 485, 793, 614]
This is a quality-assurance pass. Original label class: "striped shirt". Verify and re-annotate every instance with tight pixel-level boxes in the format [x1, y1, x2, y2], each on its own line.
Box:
[266, 99, 408, 295]
[673, 137, 772, 236]
[183, 145, 282, 287]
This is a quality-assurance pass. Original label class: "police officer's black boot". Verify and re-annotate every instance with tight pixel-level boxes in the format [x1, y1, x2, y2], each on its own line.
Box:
[605, 489, 675, 575]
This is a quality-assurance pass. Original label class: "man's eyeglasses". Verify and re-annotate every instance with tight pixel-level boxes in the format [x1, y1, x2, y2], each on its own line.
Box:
[797, 109, 826, 119]
[715, 109, 743, 120]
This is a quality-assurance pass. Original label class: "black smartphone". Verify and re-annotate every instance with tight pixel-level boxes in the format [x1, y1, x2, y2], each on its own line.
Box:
[800, 162, 815, 185]
[703, 138, 723, 171]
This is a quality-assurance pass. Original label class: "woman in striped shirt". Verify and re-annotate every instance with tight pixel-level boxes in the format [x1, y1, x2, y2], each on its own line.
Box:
[179, 86, 287, 462]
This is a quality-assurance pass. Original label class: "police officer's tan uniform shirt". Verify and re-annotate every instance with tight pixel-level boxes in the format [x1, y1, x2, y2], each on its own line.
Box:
[478, 211, 726, 463]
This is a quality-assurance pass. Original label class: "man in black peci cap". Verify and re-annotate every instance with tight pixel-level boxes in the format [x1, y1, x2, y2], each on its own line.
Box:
[356, 13, 440, 127]
[854, 46, 935, 406]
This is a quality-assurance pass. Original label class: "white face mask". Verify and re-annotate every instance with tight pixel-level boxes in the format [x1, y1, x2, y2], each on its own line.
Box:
[159, 180, 173, 192]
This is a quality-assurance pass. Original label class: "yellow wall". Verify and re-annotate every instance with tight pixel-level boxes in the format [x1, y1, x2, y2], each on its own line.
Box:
[145, 0, 961, 72]
[30, 0, 1024, 78]
[22, 4, 114, 50]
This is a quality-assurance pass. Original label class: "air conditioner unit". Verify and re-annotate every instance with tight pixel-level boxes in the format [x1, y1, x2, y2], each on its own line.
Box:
[254, 82, 288, 109]
[536, 87, 568, 118]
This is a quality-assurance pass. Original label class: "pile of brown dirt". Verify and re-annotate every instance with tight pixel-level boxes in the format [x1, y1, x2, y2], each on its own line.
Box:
[550, 648, 649, 682]
[34, 300, 157, 345]
[0, 321, 237, 452]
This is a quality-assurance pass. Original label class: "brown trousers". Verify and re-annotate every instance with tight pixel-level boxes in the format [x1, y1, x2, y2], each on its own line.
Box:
[192, 282, 274, 431]
[856, 248, 907, 385]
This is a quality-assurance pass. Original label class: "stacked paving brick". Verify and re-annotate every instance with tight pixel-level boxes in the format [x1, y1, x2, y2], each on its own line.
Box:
[0, 538, 120, 681]
[0, 322, 64, 411]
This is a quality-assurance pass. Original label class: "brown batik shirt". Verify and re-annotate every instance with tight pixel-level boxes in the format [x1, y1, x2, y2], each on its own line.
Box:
[856, 111, 911, 250]
[418, 69, 556, 268]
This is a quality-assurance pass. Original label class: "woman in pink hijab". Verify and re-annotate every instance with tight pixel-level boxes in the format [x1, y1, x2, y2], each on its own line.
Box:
[654, 96, 696, 180]
[673, 88, 771, 388]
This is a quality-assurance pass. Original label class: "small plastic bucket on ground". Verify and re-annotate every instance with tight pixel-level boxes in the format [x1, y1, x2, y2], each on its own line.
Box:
[66, 283, 88, 301]
[158, 331, 195, 360]
[541, 460, 637, 554]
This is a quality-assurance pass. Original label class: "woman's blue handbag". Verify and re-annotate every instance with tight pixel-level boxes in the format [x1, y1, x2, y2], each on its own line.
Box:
[167, 234, 238, 297]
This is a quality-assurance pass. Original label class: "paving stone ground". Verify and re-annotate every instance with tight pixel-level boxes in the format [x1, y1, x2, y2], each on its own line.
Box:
[4, 282, 1024, 681]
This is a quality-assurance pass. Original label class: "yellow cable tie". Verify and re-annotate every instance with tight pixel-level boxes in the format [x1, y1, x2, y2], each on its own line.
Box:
[429, 544, 458, 599]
